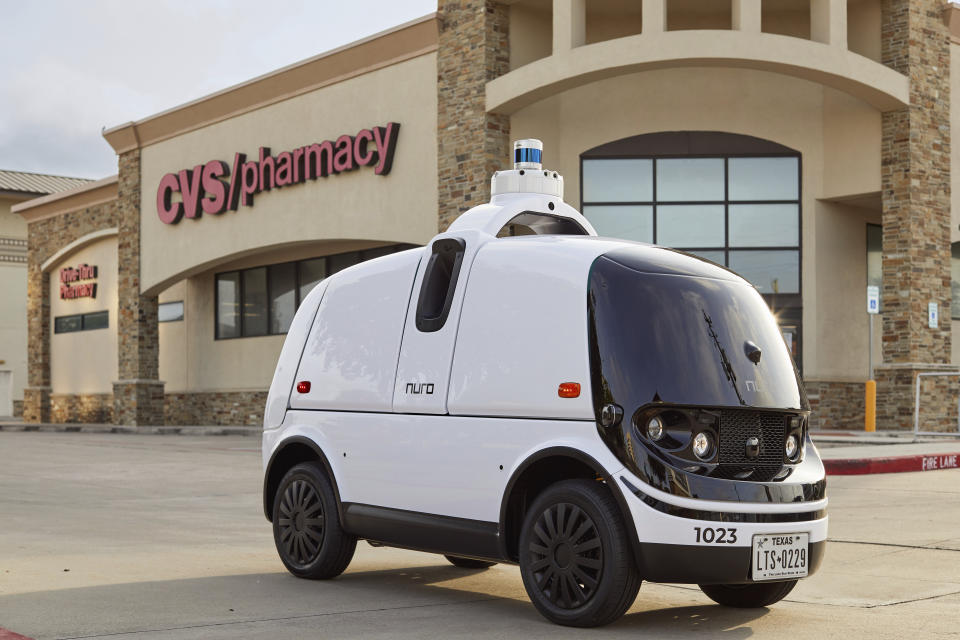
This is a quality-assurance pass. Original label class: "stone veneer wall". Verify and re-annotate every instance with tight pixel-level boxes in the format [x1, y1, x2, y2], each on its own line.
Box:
[23, 200, 119, 423]
[914, 373, 960, 432]
[164, 391, 268, 426]
[50, 393, 114, 424]
[113, 149, 164, 426]
[804, 380, 866, 430]
[437, 0, 511, 231]
[876, 0, 955, 429]
[12, 400, 23, 417]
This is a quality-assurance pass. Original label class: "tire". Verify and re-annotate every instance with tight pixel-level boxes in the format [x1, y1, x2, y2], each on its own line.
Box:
[698, 580, 798, 608]
[444, 555, 496, 569]
[272, 461, 357, 579]
[518, 479, 641, 627]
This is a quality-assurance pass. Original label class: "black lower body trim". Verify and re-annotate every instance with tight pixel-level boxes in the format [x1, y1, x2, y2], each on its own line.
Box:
[638, 540, 825, 584]
[620, 476, 827, 523]
[342, 503, 504, 562]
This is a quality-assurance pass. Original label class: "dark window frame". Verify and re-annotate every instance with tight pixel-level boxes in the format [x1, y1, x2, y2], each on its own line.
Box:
[580, 136, 803, 371]
[214, 244, 416, 340]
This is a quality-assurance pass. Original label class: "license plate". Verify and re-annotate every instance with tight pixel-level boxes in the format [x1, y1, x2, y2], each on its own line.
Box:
[751, 533, 809, 581]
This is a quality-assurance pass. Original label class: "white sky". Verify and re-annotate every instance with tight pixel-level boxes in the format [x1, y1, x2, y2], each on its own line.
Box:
[0, 0, 437, 180]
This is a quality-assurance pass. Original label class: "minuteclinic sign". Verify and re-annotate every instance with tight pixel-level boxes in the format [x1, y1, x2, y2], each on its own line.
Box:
[156, 122, 400, 224]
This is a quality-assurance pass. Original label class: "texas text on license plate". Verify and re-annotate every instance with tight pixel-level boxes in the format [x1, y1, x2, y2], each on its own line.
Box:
[751, 533, 809, 581]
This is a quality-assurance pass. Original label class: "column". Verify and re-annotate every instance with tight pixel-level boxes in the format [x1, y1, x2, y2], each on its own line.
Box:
[553, 0, 586, 53]
[732, 0, 761, 33]
[811, 0, 848, 48]
[642, 0, 667, 34]
[437, 1, 511, 232]
[875, 0, 954, 430]
[112, 149, 165, 426]
[22, 257, 50, 423]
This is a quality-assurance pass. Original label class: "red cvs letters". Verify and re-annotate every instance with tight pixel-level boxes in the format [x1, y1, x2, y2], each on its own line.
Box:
[156, 122, 400, 224]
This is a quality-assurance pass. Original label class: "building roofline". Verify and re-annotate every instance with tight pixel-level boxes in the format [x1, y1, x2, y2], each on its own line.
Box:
[102, 13, 438, 154]
[12, 174, 118, 223]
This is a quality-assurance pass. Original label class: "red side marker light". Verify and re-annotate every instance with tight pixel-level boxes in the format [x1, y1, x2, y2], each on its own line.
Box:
[558, 382, 580, 398]
[296, 381, 311, 394]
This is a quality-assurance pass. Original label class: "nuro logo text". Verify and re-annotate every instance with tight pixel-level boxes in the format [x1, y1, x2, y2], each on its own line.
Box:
[156, 122, 400, 224]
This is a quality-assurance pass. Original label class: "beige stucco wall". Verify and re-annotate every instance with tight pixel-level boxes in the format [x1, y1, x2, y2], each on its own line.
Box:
[158, 280, 187, 393]
[812, 200, 881, 381]
[848, 0, 881, 62]
[0, 195, 28, 238]
[49, 236, 118, 394]
[951, 44, 960, 242]
[510, 2, 551, 69]
[0, 262, 27, 410]
[138, 52, 438, 296]
[0, 196, 29, 410]
[509, 65, 882, 380]
[952, 43, 960, 366]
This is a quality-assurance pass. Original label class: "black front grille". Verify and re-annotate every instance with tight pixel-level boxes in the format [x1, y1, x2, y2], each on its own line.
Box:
[718, 409, 786, 467]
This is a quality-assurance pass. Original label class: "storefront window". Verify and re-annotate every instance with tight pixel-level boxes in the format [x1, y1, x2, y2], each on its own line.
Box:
[269, 263, 297, 334]
[655, 204, 725, 247]
[158, 301, 184, 323]
[656, 158, 725, 201]
[582, 159, 652, 202]
[298, 258, 327, 303]
[581, 131, 802, 369]
[215, 244, 417, 339]
[581, 205, 653, 242]
[54, 311, 108, 334]
[729, 204, 799, 247]
[216, 272, 240, 339]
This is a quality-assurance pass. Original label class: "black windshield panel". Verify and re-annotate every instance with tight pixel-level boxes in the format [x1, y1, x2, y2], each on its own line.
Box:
[588, 253, 807, 414]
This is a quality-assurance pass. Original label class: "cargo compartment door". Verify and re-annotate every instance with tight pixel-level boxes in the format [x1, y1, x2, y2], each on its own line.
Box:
[393, 235, 477, 413]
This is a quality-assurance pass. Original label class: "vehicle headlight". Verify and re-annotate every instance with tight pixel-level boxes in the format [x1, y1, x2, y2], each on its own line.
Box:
[785, 434, 800, 461]
[646, 416, 665, 441]
[692, 431, 714, 460]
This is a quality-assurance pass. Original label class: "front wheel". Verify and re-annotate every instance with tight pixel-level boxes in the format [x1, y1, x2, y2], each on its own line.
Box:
[518, 479, 641, 627]
[272, 461, 357, 579]
[699, 580, 798, 608]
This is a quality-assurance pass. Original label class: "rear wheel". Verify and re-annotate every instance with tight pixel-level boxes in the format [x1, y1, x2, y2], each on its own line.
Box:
[699, 580, 798, 608]
[272, 461, 356, 579]
[518, 479, 641, 627]
[444, 555, 496, 569]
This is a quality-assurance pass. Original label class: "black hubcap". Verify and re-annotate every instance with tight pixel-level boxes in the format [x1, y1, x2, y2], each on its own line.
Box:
[278, 479, 325, 566]
[527, 503, 603, 609]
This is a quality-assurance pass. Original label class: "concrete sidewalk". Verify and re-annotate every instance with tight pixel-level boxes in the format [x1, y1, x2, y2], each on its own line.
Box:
[2, 418, 959, 475]
[813, 429, 960, 475]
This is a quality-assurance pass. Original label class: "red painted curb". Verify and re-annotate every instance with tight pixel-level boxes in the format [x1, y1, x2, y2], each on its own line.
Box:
[0, 628, 34, 640]
[824, 452, 960, 475]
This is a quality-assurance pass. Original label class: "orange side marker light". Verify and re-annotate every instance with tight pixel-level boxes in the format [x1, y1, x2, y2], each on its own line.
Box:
[558, 382, 581, 398]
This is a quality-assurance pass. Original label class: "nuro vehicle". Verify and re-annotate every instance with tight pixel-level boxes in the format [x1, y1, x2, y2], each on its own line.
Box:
[261, 140, 827, 627]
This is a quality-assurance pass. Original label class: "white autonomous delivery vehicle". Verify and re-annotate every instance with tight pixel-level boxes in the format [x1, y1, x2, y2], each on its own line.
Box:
[261, 140, 827, 627]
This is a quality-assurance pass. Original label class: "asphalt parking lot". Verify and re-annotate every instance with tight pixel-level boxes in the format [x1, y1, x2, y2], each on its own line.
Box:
[1, 432, 958, 639]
